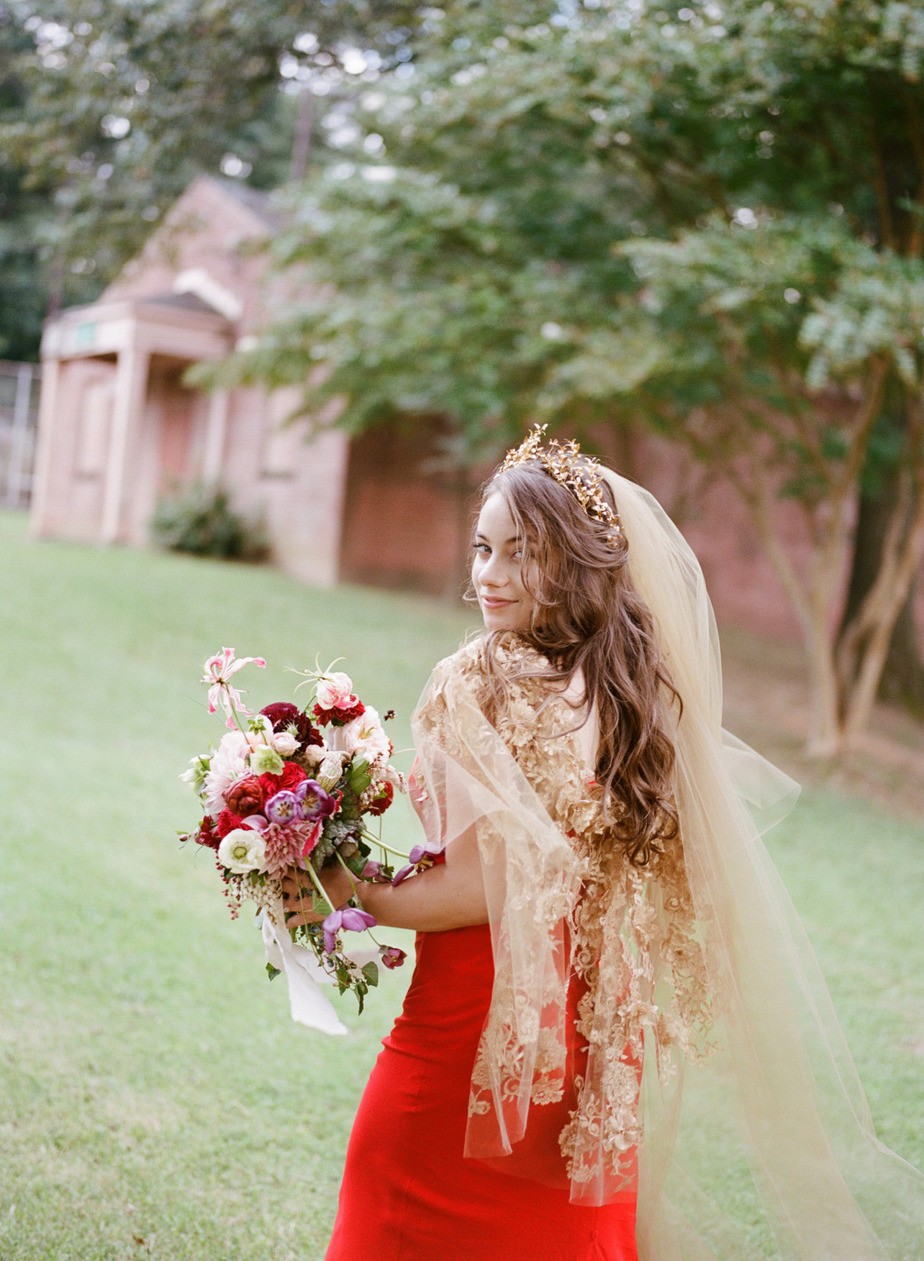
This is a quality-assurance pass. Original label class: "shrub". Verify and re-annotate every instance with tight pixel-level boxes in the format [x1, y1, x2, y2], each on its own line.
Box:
[150, 483, 270, 562]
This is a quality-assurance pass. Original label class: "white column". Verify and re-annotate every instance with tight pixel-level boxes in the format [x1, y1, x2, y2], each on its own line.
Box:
[29, 356, 60, 537]
[8, 362, 35, 504]
[102, 343, 149, 544]
[202, 388, 229, 483]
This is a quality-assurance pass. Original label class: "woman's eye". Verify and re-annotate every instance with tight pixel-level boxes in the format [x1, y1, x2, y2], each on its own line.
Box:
[473, 543, 490, 556]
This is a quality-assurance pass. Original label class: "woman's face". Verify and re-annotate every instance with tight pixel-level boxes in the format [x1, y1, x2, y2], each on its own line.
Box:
[472, 492, 537, 634]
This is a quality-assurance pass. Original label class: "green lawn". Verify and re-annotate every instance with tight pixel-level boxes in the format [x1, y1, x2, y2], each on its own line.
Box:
[1, 512, 921, 1260]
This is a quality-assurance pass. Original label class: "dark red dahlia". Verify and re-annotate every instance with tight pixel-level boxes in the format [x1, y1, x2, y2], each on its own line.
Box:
[260, 702, 323, 748]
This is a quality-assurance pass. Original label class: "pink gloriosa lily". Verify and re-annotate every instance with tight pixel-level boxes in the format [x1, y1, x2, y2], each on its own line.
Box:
[202, 647, 266, 729]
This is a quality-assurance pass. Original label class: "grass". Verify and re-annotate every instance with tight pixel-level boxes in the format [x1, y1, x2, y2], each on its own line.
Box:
[0, 511, 921, 1259]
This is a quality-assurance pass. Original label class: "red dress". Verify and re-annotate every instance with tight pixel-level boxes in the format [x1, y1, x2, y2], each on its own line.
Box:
[325, 922, 638, 1261]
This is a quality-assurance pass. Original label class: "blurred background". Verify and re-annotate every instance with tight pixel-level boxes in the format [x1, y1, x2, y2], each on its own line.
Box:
[1, 3, 922, 1258]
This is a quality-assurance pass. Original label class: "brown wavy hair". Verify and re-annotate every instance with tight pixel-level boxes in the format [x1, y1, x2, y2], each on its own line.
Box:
[477, 458, 680, 866]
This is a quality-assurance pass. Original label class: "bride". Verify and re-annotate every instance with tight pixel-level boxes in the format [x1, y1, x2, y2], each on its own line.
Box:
[285, 426, 924, 1261]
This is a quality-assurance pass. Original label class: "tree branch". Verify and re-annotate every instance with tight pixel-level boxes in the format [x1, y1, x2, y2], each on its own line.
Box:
[901, 88, 924, 258]
[869, 119, 897, 250]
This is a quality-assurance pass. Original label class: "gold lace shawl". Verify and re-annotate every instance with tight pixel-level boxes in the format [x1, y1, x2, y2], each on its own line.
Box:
[409, 468, 924, 1259]
[412, 632, 716, 1202]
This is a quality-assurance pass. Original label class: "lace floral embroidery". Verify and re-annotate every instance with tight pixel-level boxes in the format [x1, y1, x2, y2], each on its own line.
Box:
[414, 633, 718, 1191]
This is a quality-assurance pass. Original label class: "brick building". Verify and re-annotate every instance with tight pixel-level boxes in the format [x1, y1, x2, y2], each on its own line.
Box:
[30, 173, 887, 641]
[30, 175, 468, 594]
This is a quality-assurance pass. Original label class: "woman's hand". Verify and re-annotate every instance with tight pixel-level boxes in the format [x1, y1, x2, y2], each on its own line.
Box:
[281, 825, 490, 935]
[281, 863, 357, 927]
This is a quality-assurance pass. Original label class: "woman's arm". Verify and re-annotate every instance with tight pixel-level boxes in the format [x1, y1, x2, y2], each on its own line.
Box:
[283, 824, 489, 934]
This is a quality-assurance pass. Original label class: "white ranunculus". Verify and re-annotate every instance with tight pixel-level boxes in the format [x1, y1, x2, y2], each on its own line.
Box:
[340, 706, 390, 765]
[204, 731, 249, 818]
[301, 741, 327, 766]
[271, 730, 300, 756]
[218, 828, 267, 874]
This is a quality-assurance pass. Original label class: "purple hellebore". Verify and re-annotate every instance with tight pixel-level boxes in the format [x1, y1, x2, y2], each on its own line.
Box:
[322, 904, 377, 954]
[295, 778, 338, 822]
[392, 843, 430, 886]
[379, 945, 407, 970]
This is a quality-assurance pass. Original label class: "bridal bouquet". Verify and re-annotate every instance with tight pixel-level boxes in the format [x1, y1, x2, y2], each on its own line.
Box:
[179, 647, 408, 1027]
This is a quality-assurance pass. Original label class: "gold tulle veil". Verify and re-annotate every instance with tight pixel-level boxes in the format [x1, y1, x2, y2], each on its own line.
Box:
[410, 467, 924, 1260]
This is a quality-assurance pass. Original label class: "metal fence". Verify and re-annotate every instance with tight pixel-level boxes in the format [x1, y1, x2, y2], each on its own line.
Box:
[0, 360, 41, 510]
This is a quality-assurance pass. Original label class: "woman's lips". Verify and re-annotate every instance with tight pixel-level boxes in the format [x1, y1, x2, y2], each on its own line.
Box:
[480, 595, 514, 608]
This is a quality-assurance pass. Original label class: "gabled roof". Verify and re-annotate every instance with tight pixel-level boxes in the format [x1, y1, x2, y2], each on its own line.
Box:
[210, 175, 284, 229]
[141, 290, 227, 316]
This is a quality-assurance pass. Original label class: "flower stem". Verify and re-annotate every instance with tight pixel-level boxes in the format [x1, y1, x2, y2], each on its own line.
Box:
[334, 852, 385, 946]
[335, 849, 361, 901]
[302, 860, 338, 914]
[369, 837, 414, 860]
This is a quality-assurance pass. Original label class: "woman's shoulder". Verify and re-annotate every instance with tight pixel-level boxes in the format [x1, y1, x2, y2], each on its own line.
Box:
[433, 632, 551, 688]
[414, 634, 554, 739]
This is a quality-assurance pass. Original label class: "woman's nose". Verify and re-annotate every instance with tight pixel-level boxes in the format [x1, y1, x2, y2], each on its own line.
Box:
[480, 555, 505, 586]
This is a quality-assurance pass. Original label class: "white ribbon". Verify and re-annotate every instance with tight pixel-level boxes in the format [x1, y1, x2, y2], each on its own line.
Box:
[260, 913, 380, 1036]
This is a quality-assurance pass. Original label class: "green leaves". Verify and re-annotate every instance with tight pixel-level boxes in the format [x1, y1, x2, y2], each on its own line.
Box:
[200, 0, 921, 482]
[346, 756, 373, 798]
[0, 0, 434, 326]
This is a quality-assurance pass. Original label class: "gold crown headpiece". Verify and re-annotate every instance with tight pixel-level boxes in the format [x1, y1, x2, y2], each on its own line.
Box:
[500, 424, 623, 547]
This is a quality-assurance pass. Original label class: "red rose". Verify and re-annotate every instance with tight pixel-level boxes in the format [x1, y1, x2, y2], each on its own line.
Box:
[257, 761, 307, 798]
[366, 781, 394, 816]
[216, 809, 245, 838]
[224, 775, 265, 817]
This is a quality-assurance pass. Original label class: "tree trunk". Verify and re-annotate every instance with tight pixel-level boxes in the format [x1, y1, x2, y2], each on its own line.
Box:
[838, 465, 924, 713]
[878, 592, 924, 714]
[289, 86, 315, 183]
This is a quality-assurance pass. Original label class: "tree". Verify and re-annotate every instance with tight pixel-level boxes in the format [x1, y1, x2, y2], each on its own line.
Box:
[209, 0, 924, 756]
[0, 0, 429, 332]
[0, 3, 51, 358]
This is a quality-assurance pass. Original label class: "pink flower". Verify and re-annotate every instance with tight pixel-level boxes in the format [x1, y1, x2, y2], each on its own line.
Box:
[339, 706, 391, 764]
[300, 819, 323, 860]
[202, 647, 266, 730]
[262, 820, 319, 876]
[315, 671, 357, 712]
